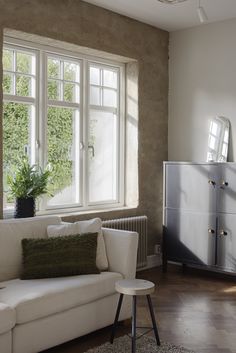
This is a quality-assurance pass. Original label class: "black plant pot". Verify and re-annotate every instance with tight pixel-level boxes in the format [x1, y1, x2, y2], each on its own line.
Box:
[14, 197, 36, 218]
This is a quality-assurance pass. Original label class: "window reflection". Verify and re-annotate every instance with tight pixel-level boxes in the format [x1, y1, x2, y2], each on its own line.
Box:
[207, 116, 230, 162]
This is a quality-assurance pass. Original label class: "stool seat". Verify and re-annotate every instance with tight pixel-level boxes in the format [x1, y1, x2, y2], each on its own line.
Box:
[115, 279, 155, 296]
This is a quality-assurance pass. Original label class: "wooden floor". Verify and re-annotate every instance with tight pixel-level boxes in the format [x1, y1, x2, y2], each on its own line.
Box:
[44, 265, 236, 353]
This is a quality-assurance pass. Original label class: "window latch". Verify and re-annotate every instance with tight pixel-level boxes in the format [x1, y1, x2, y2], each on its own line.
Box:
[80, 142, 85, 150]
[88, 145, 95, 157]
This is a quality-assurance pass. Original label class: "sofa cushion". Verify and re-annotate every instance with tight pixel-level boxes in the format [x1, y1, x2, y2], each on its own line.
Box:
[0, 302, 16, 335]
[21, 233, 100, 279]
[47, 218, 108, 271]
[0, 216, 61, 281]
[0, 272, 122, 324]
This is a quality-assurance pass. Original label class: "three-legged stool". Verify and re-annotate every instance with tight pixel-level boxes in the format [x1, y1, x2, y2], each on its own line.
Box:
[110, 279, 160, 353]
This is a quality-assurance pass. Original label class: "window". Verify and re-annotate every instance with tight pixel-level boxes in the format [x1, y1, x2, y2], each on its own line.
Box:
[88, 64, 119, 204]
[2, 37, 125, 213]
[46, 55, 81, 208]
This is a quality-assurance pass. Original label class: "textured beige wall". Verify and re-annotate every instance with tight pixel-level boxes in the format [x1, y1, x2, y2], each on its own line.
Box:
[0, 0, 168, 254]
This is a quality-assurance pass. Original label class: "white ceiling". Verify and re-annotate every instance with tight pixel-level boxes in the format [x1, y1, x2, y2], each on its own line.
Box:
[82, 0, 236, 32]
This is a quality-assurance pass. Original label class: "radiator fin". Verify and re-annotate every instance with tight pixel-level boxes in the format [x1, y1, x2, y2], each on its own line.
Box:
[102, 216, 147, 269]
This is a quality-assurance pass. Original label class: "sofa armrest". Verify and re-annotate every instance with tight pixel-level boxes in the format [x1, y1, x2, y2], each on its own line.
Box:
[102, 227, 138, 279]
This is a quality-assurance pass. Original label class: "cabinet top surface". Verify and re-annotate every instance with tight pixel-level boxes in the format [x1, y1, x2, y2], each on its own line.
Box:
[163, 161, 236, 166]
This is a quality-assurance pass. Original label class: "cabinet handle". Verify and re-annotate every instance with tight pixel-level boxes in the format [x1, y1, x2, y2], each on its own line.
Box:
[219, 230, 228, 236]
[208, 180, 216, 186]
[220, 180, 228, 187]
[208, 228, 215, 234]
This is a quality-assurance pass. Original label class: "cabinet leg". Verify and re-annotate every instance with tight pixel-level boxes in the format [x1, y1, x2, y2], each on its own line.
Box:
[182, 263, 187, 273]
[162, 226, 167, 273]
[162, 258, 167, 273]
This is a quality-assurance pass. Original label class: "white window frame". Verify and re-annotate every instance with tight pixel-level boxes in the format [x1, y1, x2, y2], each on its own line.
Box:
[86, 61, 122, 207]
[2, 43, 39, 165]
[42, 52, 82, 211]
[3, 35, 125, 216]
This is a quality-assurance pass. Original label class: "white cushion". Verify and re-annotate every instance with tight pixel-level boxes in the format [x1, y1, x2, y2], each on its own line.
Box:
[0, 216, 61, 281]
[0, 272, 122, 324]
[47, 218, 108, 270]
[0, 302, 16, 334]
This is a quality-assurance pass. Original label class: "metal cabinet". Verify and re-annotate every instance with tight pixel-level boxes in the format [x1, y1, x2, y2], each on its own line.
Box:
[218, 164, 236, 214]
[217, 214, 236, 272]
[165, 209, 216, 266]
[165, 164, 218, 212]
[163, 162, 236, 274]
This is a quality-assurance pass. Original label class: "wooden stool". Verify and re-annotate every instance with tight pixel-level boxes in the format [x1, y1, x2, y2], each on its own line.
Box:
[110, 279, 160, 353]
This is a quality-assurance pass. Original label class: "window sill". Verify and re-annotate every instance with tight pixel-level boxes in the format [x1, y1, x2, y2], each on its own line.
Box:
[3, 205, 138, 220]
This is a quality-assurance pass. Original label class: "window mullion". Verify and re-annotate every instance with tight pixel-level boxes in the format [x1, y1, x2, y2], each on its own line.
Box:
[77, 59, 83, 207]
[89, 104, 117, 114]
[60, 60, 64, 101]
[34, 49, 40, 167]
[74, 110, 80, 204]
[100, 68, 103, 106]
[47, 100, 80, 109]
[83, 59, 89, 208]
[13, 50, 16, 95]
[3, 94, 35, 104]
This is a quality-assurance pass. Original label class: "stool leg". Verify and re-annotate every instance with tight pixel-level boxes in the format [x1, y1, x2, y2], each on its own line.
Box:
[110, 294, 124, 344]
[146, 295, 160, 346]
[132, 295, 137, 353]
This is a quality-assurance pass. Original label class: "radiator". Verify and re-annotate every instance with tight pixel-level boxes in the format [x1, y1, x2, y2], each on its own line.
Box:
[102, 216, 148, 269]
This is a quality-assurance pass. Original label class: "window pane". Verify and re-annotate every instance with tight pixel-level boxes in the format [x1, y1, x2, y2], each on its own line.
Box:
[64, 62, 79, 82]
[224, 129, 229, 143]
[48, 80, 60, 100]
[3, 73, 13, 94]
[211, 121, 218, 136]
[88, 110, 117, 203]
[16, 75, 33, 97]
[47, 107, 80, 206]
[90, 67, 100, 85]
[209, 135, 216, 150]
[103, 88, 117, 107]
[48, 58, 60, 79]
[3, 49, 13, 71]
[64, 82, 79, 103]
[103, 69, 117, 88]
[90, 86, 100, 105]
[16, 52, 33, 74]
[3, 102, 33, 209]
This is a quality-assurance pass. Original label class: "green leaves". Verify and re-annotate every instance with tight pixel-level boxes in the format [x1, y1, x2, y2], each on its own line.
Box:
[7, 157, 52, 199]
[3, 103, 73, 203]
[47, 107, 73, 195]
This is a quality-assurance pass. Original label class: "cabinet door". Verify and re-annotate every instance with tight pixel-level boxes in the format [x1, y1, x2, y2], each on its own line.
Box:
[217, 214, 236, 272]
[165, 164, 218, 212]
[218, 164, 236, 214]
[164, 209, 216, 266]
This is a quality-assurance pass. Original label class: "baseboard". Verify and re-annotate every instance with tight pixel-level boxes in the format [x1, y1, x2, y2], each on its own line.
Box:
[137, 254, 162, 271]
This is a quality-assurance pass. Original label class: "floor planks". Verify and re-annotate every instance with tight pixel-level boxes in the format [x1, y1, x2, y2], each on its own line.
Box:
[44, 265, 236, 353]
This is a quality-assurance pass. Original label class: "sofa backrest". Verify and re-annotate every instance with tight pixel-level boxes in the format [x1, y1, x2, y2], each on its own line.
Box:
[0, 216, 61, 282]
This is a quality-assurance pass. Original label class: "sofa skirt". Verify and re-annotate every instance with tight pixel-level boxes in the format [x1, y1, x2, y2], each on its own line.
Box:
[0, 331, 12, 353]
[13, 293, 131, 353]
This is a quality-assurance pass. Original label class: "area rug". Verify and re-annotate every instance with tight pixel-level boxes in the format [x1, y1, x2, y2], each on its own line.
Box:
[84, 335, 195, 353]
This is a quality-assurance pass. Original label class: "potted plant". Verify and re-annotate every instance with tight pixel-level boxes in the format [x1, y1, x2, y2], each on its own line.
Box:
[7, 158, 51, 218]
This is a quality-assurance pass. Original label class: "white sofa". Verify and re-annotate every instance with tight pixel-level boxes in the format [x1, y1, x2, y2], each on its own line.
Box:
[0, 216, 138, 353]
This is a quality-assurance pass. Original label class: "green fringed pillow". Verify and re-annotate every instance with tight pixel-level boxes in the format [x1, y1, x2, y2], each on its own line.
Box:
[21, 233, 100, 280]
